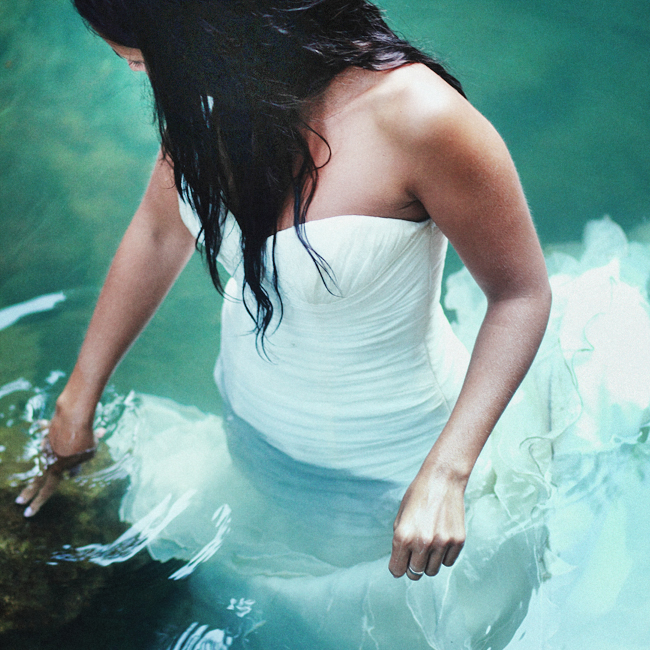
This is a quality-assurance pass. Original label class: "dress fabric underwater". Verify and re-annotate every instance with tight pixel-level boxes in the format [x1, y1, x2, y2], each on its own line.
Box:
[104, 203, 650, 650]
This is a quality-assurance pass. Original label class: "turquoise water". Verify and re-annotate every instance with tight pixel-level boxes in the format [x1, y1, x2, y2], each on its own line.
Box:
[1, 0, 649, 648]
[1, 0, 649, 400]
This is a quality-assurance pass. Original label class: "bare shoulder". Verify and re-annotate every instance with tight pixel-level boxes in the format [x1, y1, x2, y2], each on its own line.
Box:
[369, 63, 506, 165]
[367, 64, 518, 205]
[371, 64, 464, 132]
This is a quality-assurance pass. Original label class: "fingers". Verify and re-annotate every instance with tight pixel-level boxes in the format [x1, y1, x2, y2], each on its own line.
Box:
[23, 471, 63, 517]
[15, 474, 47, 507]
[442, 542, 464, 567]
[404, 543, 464, 580]
[405, 543, 453, 581]
[14, 424, 102, 517]
[424, 546, 446, 577]
[390, 534, 448, 581]
[15, 469, 63, 517]
[407, 548, 430, 581]
[388, 537, 410, 578]
[390, 532, 465, 580]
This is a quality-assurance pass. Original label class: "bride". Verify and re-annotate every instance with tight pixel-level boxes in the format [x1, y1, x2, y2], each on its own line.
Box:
[17, 1, 554, 645]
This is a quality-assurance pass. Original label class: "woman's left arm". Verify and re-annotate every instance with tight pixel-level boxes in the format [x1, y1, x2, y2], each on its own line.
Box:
[385, 70, 552, 580]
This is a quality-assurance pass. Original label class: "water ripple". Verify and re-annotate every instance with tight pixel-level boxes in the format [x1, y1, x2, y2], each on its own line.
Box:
[168, 623, 233, 650]
[51, 490, 197, 566]
[169, 504, 232, 580]
[0, 292, 66, 331]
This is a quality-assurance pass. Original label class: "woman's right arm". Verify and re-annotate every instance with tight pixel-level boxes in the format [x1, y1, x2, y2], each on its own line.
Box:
[18, 150, 196, 515]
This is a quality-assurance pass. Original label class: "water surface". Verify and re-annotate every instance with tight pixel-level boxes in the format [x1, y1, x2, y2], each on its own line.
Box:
[1, 1, 649, 648]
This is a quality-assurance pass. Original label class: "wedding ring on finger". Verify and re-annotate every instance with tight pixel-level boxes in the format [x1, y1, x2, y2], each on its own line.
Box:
[407, 564, 424, 577]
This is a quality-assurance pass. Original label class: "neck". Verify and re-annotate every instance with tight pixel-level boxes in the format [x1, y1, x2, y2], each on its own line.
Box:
[302, 66, 383, 126]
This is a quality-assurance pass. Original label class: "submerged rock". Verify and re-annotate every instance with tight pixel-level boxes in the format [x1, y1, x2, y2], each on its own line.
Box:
[0, 422, 144, 634]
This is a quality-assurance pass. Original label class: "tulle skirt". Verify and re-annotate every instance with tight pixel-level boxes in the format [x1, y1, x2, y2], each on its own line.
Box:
[101, 218, 650, 649]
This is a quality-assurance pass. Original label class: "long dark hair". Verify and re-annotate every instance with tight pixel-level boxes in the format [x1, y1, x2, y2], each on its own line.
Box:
[73, 0, 465, 341]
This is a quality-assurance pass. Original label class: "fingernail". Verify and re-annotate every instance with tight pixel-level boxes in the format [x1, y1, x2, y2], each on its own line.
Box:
[15, 495, 26, 505]
[23, 506, 34, 517]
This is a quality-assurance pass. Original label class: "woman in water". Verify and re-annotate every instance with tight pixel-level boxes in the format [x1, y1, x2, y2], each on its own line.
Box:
[18, 0, 550, 601]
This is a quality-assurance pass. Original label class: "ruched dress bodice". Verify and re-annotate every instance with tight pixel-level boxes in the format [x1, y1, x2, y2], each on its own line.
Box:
[178, 202, 469, 483]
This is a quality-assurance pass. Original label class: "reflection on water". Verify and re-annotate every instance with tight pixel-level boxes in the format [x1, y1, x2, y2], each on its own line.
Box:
[168, 612, 268, 650]
[0, 292, 66, 331]
[52, 488, 232, 581]
[168, 623, 234, 650]
[1, 0, 650, 648]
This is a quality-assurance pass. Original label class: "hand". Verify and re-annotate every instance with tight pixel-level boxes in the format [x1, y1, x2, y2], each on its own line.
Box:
[389, 468, 466, 580]
[15, 420, 104, 517]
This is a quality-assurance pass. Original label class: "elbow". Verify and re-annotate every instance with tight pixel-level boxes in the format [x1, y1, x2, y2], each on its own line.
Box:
[524, 277, 552, 339]
[538, 275, 553, 325]
[521, 276, 552, 328]
[485, 274, 552, 332]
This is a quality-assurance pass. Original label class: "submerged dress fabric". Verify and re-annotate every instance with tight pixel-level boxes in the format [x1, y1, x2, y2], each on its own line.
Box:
[105, 206, 650, 650]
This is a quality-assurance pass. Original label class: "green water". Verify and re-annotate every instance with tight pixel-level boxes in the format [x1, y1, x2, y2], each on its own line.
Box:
[1, 1, 649, 648]
[2, 0, 649, 404]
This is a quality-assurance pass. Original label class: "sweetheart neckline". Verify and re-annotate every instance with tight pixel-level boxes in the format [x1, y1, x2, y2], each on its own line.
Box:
[272, 214, 431, 238]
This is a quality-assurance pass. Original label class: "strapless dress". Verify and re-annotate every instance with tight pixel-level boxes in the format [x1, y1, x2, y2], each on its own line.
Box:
[101, 206, 650, 650]
[210, 209, 468, 483]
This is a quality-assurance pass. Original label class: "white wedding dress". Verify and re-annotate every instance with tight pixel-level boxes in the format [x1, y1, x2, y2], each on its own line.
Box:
[102, 204, 650, 650]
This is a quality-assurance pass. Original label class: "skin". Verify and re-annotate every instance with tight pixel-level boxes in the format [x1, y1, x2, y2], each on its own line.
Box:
[106, 41, 147, 72]
[18, 46, 551, 583]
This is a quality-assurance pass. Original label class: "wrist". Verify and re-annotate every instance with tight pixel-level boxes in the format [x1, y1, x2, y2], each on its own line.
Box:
[419, 444, 474, 488]
[53, 392, 95, 428]
[420, 459, 471, 488]
[56, 366, 105, 421]
[49, 387, 99, 456]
